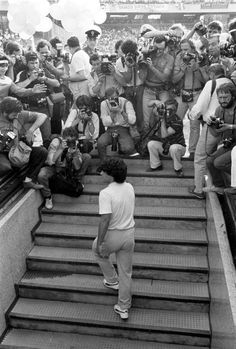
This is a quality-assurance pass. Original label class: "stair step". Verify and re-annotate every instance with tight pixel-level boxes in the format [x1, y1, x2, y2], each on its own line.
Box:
[27, 246, 208, 282]
[41, 202, 206, 221]
[52, 186, 205, 208]
[91, 157, 194, 169]
[84, 174, 194, 187]
[8, 298, 210, 346]
[0, 329, 210, 349]
[18, 271, 209, 312]
[34, 223, 208, 255]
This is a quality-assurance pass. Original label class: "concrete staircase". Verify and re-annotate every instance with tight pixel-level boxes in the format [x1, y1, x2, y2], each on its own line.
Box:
[0, 158, 211, 348]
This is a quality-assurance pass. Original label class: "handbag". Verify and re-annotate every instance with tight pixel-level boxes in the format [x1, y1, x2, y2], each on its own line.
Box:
[49, 172, 84, 197]
[8, 141, 32, 168]
[49, 92, 65, 104]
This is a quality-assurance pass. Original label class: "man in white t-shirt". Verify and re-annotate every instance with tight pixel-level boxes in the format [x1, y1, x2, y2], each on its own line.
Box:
[92, 158, 135, 320]
[62, 36, 91, 99]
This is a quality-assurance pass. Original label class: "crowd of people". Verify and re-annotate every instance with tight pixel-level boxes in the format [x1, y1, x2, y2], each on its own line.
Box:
[1, 16, 236, 321]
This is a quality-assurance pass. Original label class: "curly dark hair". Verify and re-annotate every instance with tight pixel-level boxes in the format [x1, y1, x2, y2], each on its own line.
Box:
[121, 40, 137, 55]
[75, 95, 92, 108]
[67, 36, 80, 48]
[0, 97, 23, 114]
[216, 82, 236, 97]
[101, 157, 127, 183]
[36, 39, 51, 52]
[62, 126, 79, 139]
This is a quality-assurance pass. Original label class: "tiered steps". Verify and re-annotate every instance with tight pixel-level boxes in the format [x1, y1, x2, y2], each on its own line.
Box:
[1, 158, 210, 348]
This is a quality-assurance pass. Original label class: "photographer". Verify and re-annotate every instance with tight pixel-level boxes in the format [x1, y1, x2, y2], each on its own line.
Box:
[4, 40, 26, 80]
[172, 38, 208, 159]
[15, 52, 60, 147]
[0, 96, 47, 188]
[188, 64, 230, 199]
[65, 95, 99, 153]
[96, 87, 139, 174]
[146, 99, 186, 177]
[205, 82, 236, 193]
[38, 126, 91, 210]
[140, 34, 174, 135]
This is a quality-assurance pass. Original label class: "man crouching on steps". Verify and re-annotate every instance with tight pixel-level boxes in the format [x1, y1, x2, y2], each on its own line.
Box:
[92, 158, 135, 320]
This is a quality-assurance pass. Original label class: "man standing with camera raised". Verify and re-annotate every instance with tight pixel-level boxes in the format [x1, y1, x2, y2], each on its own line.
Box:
[204, 82, 236, 193]
[172, 38, 208, 160]
[140, 34, 174, 136]
[146, 99, 186, 177]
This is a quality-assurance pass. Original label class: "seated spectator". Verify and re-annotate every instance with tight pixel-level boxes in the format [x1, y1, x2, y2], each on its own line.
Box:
[0, 53, 46, 102]
[0, 96, 47, 189]
[204, 82, 236, 194]
[96, 87, 139, 174]
[146, 99, 186, 177]
[15, 51, 60, 147]
[65, 95, 99, 153]
[38, 126, 91, 210]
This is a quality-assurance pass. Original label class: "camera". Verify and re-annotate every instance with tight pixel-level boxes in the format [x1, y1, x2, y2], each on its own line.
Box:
[124, 52, 138, 66]
[182, 52, 197, 65]
[66, 139, 77, 149]
[195, 23, 207, 36]
[111, 131, 119, 151]
[0, 130, 16, 151]
[223, 137, 233, 149]
[80, 106, 92, 116]
[198, 53, 210, 67]
[37, 97, 47, 108]
[156, 103, 166, 116]
[162, 140, 171, 156]
[37, 69, 45, 78]
[101, 54, 117, 75]
[109, 97, 119, 108]
[220, 43, 236, 59]
[210, 116, 224, 129]
[55, 43, 70, 63]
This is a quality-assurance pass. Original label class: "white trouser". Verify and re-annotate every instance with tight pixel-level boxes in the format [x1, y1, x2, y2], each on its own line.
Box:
[231, 145, 236, 187]
[147, 140, 186, 170]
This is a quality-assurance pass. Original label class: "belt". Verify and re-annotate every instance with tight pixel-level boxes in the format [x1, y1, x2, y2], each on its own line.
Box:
[145, 84, 164, 92]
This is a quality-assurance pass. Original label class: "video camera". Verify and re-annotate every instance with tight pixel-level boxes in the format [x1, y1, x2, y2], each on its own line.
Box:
[0, 130, 16, 151]
[101, 54, 117, 75]
[220, 43, 236, 59]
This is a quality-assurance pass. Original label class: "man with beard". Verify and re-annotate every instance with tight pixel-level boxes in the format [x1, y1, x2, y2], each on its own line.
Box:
[205, 82, 236, 193]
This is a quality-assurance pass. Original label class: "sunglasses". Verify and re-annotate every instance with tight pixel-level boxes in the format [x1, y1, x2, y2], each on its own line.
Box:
[0, 63, 9, 68]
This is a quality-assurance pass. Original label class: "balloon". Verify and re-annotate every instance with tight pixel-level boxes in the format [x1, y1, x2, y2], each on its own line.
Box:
[19, 31, 32, 40]
[7, 13, 13, 22]
[9, 21, 24, 34]
[94, 9, 107, 25]
[37, 0, 50, 17]
[23, 23, 35, 37]
[35, 17, 52, 33]
[49, 4, 63, 21]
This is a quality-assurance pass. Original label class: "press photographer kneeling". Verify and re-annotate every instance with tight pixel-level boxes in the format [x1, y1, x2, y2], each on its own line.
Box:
[146, 99, 186, 177]
[205, 82, 236, 193]
[38, 127, 91, 210]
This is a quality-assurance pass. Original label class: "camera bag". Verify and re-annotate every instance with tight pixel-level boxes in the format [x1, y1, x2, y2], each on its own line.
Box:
[8, 141, 32, 168]
[182, 89, 193, 103]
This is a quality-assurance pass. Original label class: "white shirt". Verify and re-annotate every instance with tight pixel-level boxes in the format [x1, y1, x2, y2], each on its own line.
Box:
[69, 50, 91, 98]
[190, 77, 231, 122]
[99, 181, 135, 230]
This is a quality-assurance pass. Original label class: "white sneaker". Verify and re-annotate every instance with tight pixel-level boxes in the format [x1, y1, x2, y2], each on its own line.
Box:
[45, 197, 53, 210]
[103, 279, 119, 290]
[114, 304, 129, 320]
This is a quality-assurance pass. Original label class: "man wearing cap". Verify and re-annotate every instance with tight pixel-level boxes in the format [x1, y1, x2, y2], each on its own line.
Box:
[84, 29, 100, 58]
